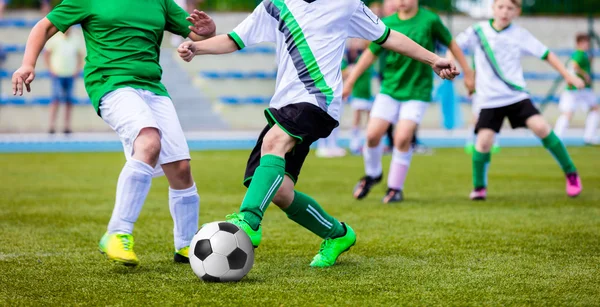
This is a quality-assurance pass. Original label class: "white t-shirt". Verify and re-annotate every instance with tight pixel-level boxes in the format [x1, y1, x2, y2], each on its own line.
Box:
[456, 20, 549, 109]
[229, 0, 390, 121]
[46, 32, 84, 77]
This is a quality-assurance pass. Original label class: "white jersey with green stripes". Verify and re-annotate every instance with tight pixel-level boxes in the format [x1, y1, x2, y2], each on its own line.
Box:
[456, 20, 550, 109]
[228, 0, 390, 121]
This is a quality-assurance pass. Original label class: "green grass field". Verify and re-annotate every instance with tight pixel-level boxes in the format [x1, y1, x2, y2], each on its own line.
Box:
[1, 147, 599, 306]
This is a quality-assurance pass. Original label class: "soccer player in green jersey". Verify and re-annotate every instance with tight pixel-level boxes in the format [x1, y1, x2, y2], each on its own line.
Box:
[554, 33, 598, 145]
[12, 0, 217, 267]
[345, 0, 474, 204]
[342, 39, 375, 155]
[178, 0, 458, 267]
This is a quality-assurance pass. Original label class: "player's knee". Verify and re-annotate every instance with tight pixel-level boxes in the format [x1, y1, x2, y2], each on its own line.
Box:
[272, 179, 295, 209]
[135, 128, 161, 162]
[170, 160, 193, 186]
[475, 131, 495, 152]
[365, 131, 383, 147]
[261, 131, 293, 156]
[394, 132, 413, 151]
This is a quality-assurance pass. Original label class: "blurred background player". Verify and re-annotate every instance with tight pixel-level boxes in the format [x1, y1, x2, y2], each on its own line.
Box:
[44, 28, 84, 134]
[346, 0, 474, 204]
[12, 0, 216, 267]
[455, 0, 585, 201]
[343, 38, 374, 155]
[554, 33, 598, 145]
[178, 0, 458, 267]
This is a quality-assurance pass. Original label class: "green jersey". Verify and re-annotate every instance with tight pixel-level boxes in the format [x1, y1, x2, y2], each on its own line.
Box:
[567, 50, 592, 90]
[46, 0, 192, 115]
[369, 9, 452, 102]
[342, 55, 373, 100]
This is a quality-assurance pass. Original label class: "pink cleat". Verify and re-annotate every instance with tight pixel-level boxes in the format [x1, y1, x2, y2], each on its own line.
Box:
[566, 173, 582, 197]
[469, 188, 487, 201]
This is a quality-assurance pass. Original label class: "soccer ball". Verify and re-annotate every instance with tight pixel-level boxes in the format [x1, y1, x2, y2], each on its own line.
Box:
[189, 221, 254, 282]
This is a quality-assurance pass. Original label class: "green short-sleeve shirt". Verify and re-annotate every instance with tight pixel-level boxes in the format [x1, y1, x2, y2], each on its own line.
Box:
[46, 0, 192, 115]
[567, 50, 592, 90]
[342, 55, 373, 100]
[369, 8, 452, 102]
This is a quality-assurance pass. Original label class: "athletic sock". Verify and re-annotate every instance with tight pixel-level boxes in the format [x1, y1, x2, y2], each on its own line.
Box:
[350, 127, 361, 152]
[387, 148, 412, 190]
[107, 159, 154, 235]
[363, 142, 384, 177]
[240, 154, 285, 229]
[472, 150, 491, 189]
[541, 131, 577, 174]
[283, 191, 345, 239]
[554, 114, 570, 138]
[584, 110, 599, 142]
[169, 183, 200, 250]
[327, 127, 340, 148]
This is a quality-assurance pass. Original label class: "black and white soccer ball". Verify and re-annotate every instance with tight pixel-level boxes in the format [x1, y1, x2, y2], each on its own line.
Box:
[189, 221, 254, 282]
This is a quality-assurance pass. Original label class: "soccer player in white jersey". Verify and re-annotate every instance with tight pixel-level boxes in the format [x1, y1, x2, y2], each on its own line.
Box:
[178, 0, 458, 267]
[455, 0, 586, 200]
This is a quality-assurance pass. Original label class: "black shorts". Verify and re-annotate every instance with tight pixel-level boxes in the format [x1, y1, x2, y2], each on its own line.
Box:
[243, 103, 339, 187]
[475, 99, 540, 133]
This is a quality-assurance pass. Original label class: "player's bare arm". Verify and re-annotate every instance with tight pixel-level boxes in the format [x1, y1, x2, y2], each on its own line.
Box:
[546, 52, 585, 89]
[12, 17, 58, 95]
[178, 34, 239, 62]
[186, 10, 216, 41]
[571, 61, 591, 84]
[342, 49, 376, 100]
[447, 40, 475, 94]
[382, 30, 459, 81]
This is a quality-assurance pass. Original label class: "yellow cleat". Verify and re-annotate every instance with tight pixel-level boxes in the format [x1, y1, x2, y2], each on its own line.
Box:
[174, 246, 190, 263]
[98, 233, 140, 267]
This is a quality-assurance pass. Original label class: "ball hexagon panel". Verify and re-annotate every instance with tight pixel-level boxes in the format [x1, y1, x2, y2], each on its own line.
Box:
[227, 247, 248, 270]
[218, 222, 240, 234]
[209, 231, 237, 256]
[202, 253, 230, 277]
[193, 239, 212, 261]
[234, 229, 254, 253]
[219, 269, 246, 282]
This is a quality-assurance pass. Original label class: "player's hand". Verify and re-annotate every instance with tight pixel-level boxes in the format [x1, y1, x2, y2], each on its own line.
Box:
[178, 41, 196, 62]
[464, 69, 476, 95]
[432, 57, 459, 80]
[12, 65, 35, 96]
[187, 10, 216, 38]
[342, 81, 355, 100]
[567, 75, 585, 90]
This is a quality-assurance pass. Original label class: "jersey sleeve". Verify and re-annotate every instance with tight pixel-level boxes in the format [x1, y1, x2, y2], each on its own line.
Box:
[571, 51, 586, 66]
[228, 2, 278, 50]
[455, 26, 477, 51]
[165, 0, 192, 38]
[46, 0, 90, 33]
[519, 28, 549, 60]
[432, 15, 453, 46]
[348, 1, 390, 45]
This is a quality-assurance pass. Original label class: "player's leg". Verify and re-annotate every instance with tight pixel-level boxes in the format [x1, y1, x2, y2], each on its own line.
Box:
[48, 76, 61, 134]
[353, 94, 399, 200]
[470, 106, 504, 200]
[350, 108, 362, 154]
[554, 90, 576, 139]
[98, 88, 162, 266]
[62, 77, 75, 134]
[384, 101, 427, 203]
[582, 91, 599, 144]
[147, 92, 199, 263]
[270, 143, 354, 267]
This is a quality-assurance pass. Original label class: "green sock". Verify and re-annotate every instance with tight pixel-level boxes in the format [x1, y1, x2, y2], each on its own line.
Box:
[541, 131, 577, 174]
[283, 191, 345, 239]
[240, 154, 285, 229]
[472, 150, 491, 189]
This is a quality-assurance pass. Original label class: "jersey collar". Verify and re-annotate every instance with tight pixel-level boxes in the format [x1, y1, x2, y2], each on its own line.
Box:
[489, 19, 511, 33]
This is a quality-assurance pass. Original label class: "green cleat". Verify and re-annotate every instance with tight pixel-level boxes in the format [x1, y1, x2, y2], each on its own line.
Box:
[174, 246, 190, 263]
[491, 144, 501, 154]
[98, 233, 139, 267]
[310, 223, 356, 268]
[225, 213, 262, 248]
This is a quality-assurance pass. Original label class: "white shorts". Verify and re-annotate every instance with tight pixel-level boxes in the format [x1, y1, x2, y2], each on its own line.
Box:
[558, 89, 597, 113]
[350, 97, 373, 111]
[99, 87, 190, 177]
[370, 93, 428, 124]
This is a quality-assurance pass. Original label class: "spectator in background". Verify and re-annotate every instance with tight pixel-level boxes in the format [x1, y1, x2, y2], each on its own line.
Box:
[0, 0, 8, 19]
[44, 28, 84, 134]
[40, 0, 50, 15]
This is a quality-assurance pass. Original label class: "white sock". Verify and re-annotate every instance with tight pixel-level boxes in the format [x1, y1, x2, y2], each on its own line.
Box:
[584, 110, 599, 142]
[363, 142, 384, 177]
[169, 183, 200, 250]
[107, 159, 154, 235]
[350, 127, 361, 152]
[327, 127, 340, 148]
[554, 114, 570, 138]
